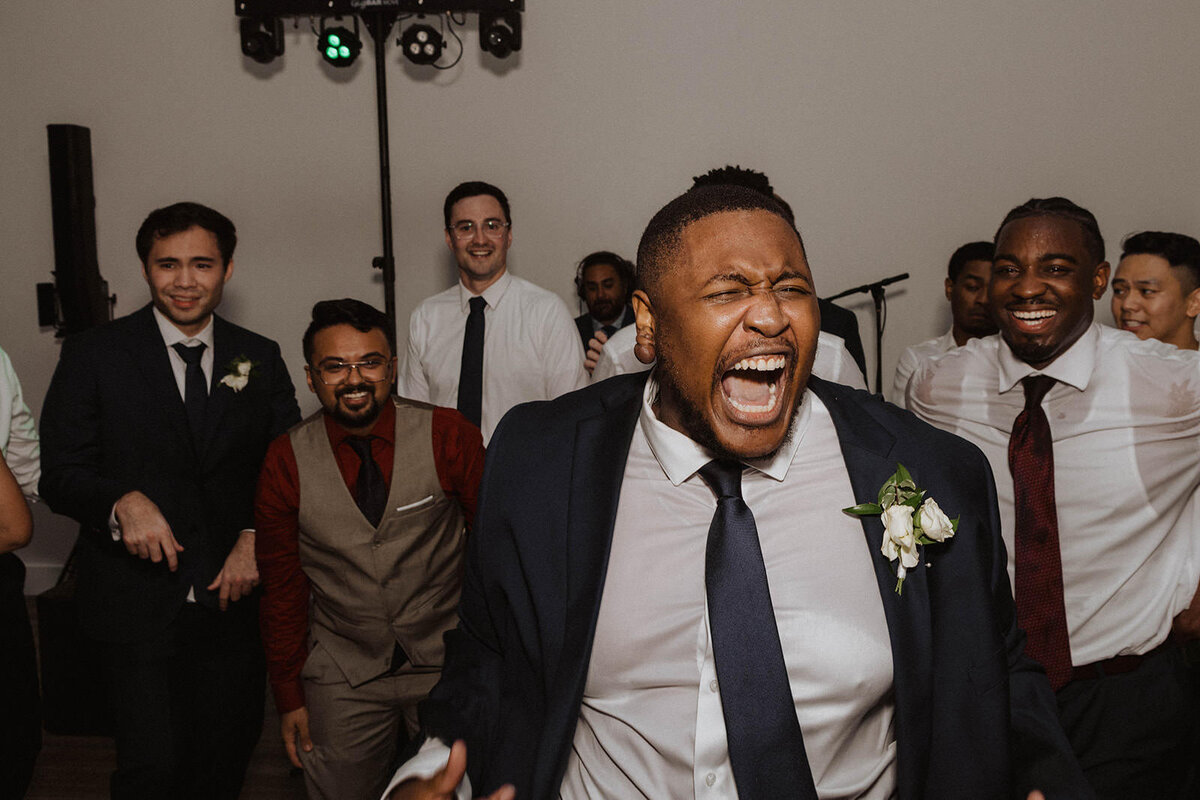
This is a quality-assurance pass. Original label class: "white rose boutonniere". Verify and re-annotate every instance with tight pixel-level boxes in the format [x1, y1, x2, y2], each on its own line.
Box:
[219, 356, 256, 393]
[843, 463, 959, 594]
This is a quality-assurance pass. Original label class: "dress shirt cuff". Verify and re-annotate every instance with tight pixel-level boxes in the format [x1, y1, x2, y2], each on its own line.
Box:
[382, 738, 471, 800]
[109, 503, 121, 541]
[273, 679, 306, 716]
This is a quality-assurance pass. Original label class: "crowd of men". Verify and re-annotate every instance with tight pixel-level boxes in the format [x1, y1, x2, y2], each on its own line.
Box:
[0, 170, 1197, 800]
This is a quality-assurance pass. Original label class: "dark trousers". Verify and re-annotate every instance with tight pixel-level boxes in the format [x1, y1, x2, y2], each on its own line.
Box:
[0, 554, 40, 800]
[1057, 644, 1199, 800]
[98, 603, 265, 800]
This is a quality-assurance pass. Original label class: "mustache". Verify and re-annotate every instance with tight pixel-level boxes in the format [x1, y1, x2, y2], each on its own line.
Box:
[712, 338, 798, 375]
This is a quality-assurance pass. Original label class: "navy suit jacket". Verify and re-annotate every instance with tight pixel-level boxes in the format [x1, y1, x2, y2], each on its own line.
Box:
[40, 304, 300, 642]
[420, 373, 1089, 799]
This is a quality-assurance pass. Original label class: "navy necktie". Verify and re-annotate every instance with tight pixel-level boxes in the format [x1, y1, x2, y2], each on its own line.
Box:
[601, 324, 617, 338]
[698, 460, 818, 799]
[171, 342, 208, 443]
[458, 296, 486, 427]
[346, 437, 387, 528]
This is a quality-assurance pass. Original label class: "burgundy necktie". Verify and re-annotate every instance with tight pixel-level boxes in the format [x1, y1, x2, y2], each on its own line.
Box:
[1008, 375, 1072, 690]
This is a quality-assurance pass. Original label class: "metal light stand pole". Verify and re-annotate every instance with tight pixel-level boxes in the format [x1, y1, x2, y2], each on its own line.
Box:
[824, 272, 909, 396]
[363, 9, 400, 343]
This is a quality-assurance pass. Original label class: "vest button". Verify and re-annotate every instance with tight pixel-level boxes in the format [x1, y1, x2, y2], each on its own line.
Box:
[372, 539, 382, 548]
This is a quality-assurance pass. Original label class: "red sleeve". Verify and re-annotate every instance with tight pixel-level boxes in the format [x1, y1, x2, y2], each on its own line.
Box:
[254, 432, 310, 714]
[430, 407, 486, 531]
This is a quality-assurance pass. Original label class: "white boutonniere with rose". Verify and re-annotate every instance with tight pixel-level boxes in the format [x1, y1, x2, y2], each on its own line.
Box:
[843, 463, 958, 594]
[219, 355, 257, 393]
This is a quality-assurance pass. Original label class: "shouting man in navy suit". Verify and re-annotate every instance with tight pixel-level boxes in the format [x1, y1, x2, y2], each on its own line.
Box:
[40, 202, 301, 798]
[385, 186, 1089, 799]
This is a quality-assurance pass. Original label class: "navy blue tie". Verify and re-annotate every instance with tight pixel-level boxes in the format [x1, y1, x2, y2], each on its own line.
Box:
[698, 459, 818, 800]
[171, 342, 208, 443]
[457, 296, 486, 427]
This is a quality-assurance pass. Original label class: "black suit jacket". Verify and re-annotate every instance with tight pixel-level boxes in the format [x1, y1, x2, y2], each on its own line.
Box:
[40, 305, 300, 643]
[573, 305, 635, 349]
[818, 298, 867, 384]
[420, 373, 1090, 799]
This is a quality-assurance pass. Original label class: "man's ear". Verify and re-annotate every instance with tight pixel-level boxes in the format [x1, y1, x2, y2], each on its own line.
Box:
[1092, 261, 1111, 300]
[222, 259, 235, 284]
[1186, 286, 1200, 320]
[304, 365, 316, 395]
[631, 289, 657, 365]
[944, 277, 954, 302]
[444, 229, 454, 251]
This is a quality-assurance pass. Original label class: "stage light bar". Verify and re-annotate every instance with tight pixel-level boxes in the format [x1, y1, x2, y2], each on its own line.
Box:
[400, 24, 445, 66]
[319, 22, 362, 67]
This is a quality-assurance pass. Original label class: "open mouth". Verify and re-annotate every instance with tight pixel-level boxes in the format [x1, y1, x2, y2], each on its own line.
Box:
[720, 354, 788, 422]
[337, 387, 372, 411]
[1008, 308, 1056, 332]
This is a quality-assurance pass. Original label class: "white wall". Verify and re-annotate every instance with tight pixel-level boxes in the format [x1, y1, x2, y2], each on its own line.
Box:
[3, 0, 1198, 591]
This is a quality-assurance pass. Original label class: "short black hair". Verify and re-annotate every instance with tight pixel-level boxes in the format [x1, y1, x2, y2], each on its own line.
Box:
[994, 197, 1105, 265]
[1121, 230, 1200, 292]
[637, 184, 800, 299]
[303, 298, 395, 363]
[691, 165, 795, 224]
[948, 241, 995, 282]
[443, 181, 511, 229]
[136, 202, 236, 267]
[576, 250, 635, 302]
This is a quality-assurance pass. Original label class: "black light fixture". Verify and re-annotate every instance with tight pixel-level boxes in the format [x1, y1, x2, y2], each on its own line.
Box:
[479, 10, 521, 59]
[240, 17, 284, 64]
[400, 22, 445, 66]
[318, 18, 362, 67]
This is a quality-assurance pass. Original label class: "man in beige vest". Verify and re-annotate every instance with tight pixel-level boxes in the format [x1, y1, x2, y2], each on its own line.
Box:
[255, 299, 485, 800]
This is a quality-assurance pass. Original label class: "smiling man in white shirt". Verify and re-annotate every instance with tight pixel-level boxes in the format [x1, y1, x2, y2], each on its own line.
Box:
[908, 197, 1200, 799]
[398, 182, 587, 444]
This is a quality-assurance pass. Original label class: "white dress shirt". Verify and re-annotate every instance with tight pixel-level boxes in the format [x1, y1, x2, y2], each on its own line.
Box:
[398, 272, 588, 444]
[591, 325, 869, 392]
[907, 323, 1200, 665]
[891, 328, 956, 408]
[385, 381, 897, 800]
[0, 345, 39, 499]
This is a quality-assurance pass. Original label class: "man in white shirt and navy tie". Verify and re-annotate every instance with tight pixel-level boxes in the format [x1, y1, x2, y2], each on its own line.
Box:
[384, 185, 1087, 800]
[398, 181, 587, 444]
[908, 197, 1200, 798]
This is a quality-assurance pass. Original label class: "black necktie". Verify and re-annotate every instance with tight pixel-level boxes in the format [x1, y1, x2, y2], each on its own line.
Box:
[171, 342, 208, 442]
[698, 460, 818, 800]
[601, 324, 617, 338]
[347, 437, 387, 528]
[458, 296, 486, 427]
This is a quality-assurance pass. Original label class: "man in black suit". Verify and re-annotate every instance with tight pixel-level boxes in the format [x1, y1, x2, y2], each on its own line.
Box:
[386, 186, 1087, 799]
[573, 250, 636, 351]
[40, 202, 301, 799]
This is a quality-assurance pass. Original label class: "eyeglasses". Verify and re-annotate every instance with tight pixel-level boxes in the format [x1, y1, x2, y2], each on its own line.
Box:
[309, 359, 392, 385]
[448, 218, 510, 239]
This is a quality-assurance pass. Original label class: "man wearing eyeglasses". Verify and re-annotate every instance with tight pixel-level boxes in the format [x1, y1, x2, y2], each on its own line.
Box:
[255, 299, 485, 800]
[398, 181, 588, 444]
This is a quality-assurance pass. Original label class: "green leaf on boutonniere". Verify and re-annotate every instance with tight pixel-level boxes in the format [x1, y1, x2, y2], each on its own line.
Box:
[843, 502, 883, 516]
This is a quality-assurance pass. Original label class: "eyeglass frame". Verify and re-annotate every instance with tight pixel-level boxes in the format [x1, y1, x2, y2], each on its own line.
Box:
[306, 357, 395, 386]
[446, 218, 511, 240]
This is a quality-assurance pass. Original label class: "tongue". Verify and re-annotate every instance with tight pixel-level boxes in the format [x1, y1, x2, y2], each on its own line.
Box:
[722, 372, 772, 406]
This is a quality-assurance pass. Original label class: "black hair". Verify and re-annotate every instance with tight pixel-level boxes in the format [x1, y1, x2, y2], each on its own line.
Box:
[443, 181, 511, 229]
[1120, 231, 1200, 292]
[948, 241, 995, 281]
[637, 184, 800, 298]
[574, 250, 635, 302]
[135, 202, 236, 267]
[994, 197, 1105, 265]
[691, 165, 796, 224]
[303, 298, 395, 363]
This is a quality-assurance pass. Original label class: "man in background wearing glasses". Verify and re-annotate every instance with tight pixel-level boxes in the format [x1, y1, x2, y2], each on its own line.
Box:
[398, 181, 587, 444]
[255, 298, 485, 800]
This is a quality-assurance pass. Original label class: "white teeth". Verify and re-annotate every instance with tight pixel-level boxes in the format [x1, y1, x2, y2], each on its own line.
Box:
[728, 391, 780, 414]
[731, 355, 786, 371]
[1012, 310, 1056, 321]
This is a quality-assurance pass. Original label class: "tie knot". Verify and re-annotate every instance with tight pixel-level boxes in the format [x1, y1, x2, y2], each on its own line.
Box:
[347, 436, 374, 462]
[698, 459, 744, 500]
[469, 296, 487, 313]
[1021, 375, 1056, 409]
[601, 324, 618, 338]
[172, 342, 206, 365]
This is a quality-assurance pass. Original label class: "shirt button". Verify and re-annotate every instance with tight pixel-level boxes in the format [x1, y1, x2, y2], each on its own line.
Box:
[705, 772, 716, 787]
[709, 679, 718, 693]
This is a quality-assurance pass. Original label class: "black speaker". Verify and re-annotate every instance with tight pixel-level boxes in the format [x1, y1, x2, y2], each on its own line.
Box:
[46, 124, 112, 337]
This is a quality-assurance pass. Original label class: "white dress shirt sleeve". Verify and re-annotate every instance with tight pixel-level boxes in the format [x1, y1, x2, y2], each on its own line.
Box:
[398, 309, 433, 404]
[539, 297, 589, 398]
[381, 738, 472, 800]
[0, 347, 40, 500]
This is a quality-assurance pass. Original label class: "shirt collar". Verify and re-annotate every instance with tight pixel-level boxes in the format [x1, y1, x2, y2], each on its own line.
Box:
[153, 306, 214, 349]
[639, 372, 812, 486]
[323, 396, 397, 450]
[458, 270, 512, 312]
[997, 321, 1098, 394]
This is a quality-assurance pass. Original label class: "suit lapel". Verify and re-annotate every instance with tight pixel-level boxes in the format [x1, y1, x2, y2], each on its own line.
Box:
[537, 376, 643, 796]
[127, 305, 196, 458]
[200, 315, 236, 461]
[809, 378, 932, 800]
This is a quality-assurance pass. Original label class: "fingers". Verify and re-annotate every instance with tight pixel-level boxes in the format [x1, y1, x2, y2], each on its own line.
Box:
[283, 723, 303, 770]
[164, 532, 184, 572]
[431, 740, 469, 795]
[487, 785, 516, 800]
[297, 714, 313, 753]
[1026, 792, 1046, 800]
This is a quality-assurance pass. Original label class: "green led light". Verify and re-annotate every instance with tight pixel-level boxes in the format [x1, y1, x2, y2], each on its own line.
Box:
[339, 45, 350, 58]
[326, 46, 339, 59]
[328, 34, 341, 47]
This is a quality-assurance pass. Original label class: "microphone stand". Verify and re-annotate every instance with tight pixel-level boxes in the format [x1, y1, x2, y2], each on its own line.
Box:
[824, 273, 909, 395]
